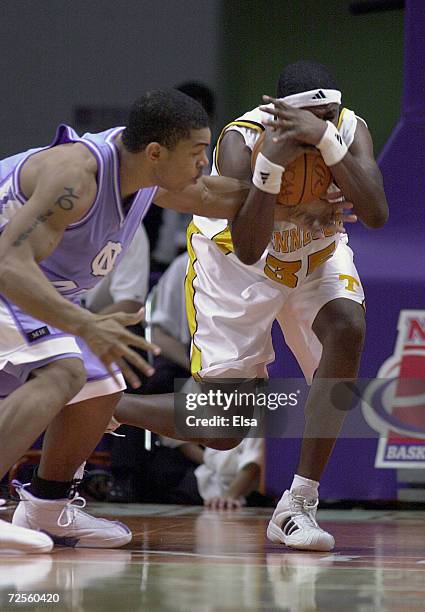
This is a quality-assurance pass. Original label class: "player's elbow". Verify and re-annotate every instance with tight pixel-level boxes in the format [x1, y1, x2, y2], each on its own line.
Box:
[370, 214, 388, 229]
[365, 205, 389, 229]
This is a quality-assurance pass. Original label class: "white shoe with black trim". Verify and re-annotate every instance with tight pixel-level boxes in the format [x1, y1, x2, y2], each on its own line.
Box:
[11, 481, 132, 549]
[267, 490, 335, 552]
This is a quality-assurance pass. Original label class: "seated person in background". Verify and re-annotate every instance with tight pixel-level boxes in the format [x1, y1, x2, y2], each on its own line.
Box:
[148, 437, 265, 509]
[81, 223, 150, 501]
[148, 251, 191, 390]
[83, 251, 191, 502]
[84, 222, 150, 315]
[106, 251, 191, 501]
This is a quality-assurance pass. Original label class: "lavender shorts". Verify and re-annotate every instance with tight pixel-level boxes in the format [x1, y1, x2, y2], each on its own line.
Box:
[0, 296, 125, 404]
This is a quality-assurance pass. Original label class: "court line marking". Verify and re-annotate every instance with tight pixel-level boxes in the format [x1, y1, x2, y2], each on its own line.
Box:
[22, 555, 425, 572]
[130, 524, 184, 536]
[139, 549, 250, 560]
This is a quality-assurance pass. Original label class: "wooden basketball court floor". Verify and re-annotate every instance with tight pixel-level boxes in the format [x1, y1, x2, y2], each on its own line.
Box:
[1, 503, 425, 611]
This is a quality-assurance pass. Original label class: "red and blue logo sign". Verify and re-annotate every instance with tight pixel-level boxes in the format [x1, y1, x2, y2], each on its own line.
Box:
[362, 310, 425, 468]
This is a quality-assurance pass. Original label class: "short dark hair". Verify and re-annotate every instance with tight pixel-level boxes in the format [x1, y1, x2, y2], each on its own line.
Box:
[175, 81, 216, 118]
[122, 89, 209, 152]
[276, 60, 338, 98]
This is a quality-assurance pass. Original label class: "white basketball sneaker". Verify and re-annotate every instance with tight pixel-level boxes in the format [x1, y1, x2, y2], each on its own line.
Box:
[12, 482, 132, 549]
[267, 490, 335, 552]
[0, 518, 53, 554]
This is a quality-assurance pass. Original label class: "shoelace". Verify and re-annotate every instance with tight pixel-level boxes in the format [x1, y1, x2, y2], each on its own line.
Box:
[288, 494, 320, 528]
[57, 494, 87, 528]
[12, 480, 88, 529]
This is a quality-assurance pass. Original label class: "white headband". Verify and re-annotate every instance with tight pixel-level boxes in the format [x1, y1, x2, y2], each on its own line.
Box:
[279, 88, 341, 108]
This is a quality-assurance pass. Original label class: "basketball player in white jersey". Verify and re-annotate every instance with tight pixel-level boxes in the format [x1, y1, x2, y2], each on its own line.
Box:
[183, 60, 388, 551]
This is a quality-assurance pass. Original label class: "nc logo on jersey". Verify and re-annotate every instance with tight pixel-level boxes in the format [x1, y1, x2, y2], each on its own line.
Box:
[91, 241, 123, 277]
[361, 310, 425, 468]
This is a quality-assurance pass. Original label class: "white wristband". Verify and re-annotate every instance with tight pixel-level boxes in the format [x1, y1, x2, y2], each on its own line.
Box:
[252, 152, 284, 194]
[316, 121, 348, 166]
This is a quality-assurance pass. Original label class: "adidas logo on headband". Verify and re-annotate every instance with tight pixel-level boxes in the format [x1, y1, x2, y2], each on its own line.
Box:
[279, 88, 342, 108]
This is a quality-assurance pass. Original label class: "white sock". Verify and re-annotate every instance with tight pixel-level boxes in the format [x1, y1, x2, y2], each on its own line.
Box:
[74, 462, 86, 481]
[290, 474, 319, 501]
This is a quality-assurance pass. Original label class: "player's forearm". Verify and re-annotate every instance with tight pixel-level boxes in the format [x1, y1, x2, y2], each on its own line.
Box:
[99, 299, 142, 315]
[273, 205, 298, 223]
[230, 187, 276, 265]
[179, 443, 204, 464]
[226, 463, 260, 499]
[155, 176, 249, 219]
[329, 155, 388, 228]
[152, 326, 190, 370]
[0, 256, 94, 334]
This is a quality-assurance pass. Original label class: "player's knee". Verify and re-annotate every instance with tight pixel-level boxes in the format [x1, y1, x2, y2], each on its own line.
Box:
[325, 313, 366, 352]
[57, 359, 87, 397]
[35, 358, 87, 400]
[202, 437, 243, 451]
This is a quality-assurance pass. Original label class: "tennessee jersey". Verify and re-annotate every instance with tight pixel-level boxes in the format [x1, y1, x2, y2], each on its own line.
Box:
[193, 106, 363, 287]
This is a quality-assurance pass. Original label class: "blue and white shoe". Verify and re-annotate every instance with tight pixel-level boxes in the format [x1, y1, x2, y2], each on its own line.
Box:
[12, 481, 131, 549]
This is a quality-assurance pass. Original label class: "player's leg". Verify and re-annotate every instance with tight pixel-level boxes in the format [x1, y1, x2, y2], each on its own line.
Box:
[268, 242, 365, 551]
[298, 297, 365, 480]
[0, 357, 86, 553]
[11, 339, 130, 548]
[39, 391, 122, 481]
[12, 391, 132, 548]
[113, 384, 246, 451]
[0, 358, 86, 480]
[0, 299, 88, 480]
[0, 302, 127, 551]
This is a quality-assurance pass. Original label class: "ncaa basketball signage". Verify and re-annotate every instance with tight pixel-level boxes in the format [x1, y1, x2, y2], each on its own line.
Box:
[362, 311, 425, 468]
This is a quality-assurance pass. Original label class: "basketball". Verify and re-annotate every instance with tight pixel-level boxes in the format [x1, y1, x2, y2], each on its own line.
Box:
[251, 131, 333, 206]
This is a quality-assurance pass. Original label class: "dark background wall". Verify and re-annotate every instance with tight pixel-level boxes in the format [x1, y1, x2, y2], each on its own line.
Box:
[0, 0, 219, 156]
[0, 1, 404, 157]
[220, 0, 404, 154]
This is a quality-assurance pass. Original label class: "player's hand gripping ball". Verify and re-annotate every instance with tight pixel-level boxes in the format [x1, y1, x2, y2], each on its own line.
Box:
[251, 131, 332, 206]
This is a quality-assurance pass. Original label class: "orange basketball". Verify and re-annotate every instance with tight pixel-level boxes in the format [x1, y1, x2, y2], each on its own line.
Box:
[251, 131, 332, 206]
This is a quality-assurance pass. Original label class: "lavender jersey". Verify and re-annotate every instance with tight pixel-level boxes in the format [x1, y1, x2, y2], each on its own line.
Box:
[0, 124, 156, 300]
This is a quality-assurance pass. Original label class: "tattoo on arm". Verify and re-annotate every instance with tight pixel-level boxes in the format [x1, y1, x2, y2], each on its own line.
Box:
[55, 187, 79, 211]
[12, 187, 80, 247]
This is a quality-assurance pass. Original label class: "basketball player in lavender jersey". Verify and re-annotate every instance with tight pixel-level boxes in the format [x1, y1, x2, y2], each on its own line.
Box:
[107, 61, 389, 552]
[0, 89, 258, 553]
